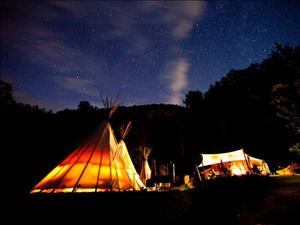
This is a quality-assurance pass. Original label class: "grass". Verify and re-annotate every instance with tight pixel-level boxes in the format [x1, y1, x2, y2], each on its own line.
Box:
[10, 175, 300, 225]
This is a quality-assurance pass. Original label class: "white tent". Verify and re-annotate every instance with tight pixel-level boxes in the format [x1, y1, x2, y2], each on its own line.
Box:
[118, 122, 146, 190]
[198, 149, 270, 179]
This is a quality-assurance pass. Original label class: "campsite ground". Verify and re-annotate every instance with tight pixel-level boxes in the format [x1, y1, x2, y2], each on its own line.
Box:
[234, 175, 300, 225]
[11, 176, 300, 225]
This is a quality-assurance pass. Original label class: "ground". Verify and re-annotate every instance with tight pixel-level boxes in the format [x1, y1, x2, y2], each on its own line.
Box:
[8, 176, 300, 225]
[234, 176, 300, 225]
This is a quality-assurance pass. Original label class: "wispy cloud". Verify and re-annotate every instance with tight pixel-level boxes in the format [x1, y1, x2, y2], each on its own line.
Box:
[165, 58, 190, 105]
[2, 1, 206, 109]
[140, 1, 206, 39]
[8, 23, 104, 76]
[53, 76, 99, 97]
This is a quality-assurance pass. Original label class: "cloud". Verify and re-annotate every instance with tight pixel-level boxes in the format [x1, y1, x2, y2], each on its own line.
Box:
[53, 76, 99, 97]
[165, 58, 190, 105]
[166, 1, 206, 39]
[140, 1, 206, 39]
[1, 1, 205, 109]
[7, 23, 104, 77]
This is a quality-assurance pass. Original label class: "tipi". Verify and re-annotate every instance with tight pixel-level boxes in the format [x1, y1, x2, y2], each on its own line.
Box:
[31, 99, 143, 193]
[139, 146, 151, 185]
[117, 122, 146, 190]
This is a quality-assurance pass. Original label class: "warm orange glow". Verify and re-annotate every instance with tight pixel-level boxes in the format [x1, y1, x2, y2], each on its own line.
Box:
[231, 163, 246, 175]
[276, 163, 299, 176]
[31, 121, 145, 193]
[199, 149, 271, 179]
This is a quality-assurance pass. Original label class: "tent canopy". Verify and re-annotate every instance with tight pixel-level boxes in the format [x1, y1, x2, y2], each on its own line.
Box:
[198, 149, 270, 177]
[200, 149, 247, 166]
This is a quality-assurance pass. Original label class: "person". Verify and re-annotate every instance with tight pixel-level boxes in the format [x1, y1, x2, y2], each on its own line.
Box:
[252, 165, 261, 174]
[209, 169, 216, 179]
[220, 164, 230, 176]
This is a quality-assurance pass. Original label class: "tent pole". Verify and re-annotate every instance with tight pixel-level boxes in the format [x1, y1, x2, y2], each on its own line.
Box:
[243, 150, 252, 174]
[72, 137, 100, 192]
[50, 131, 98, 193]
[112, 152, 120, 191]
[38, 146, 78, 192]
[95, 144, 104, 192]
[201, 154, 206, 180]
[172, 162, 176, 184]
[109, 150, 112, 191]
[167, 162, 169, 176]
[196, 165, 201, 182]
[262, 160, 266, 174]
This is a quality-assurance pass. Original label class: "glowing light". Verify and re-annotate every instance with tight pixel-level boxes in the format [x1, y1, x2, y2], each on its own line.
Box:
[231, 163, 246, 175]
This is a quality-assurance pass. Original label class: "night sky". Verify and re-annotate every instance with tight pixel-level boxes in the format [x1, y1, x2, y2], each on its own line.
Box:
[1, 1, 299, 111]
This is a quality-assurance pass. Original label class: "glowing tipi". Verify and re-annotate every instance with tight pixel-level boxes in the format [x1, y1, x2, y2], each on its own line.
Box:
[117, 122, 146, 190]
[31, 100, 144, 193]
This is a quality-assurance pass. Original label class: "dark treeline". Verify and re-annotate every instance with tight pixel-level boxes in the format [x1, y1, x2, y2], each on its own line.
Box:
[183, 43, 300, 169]
[1, 43, 299, 197]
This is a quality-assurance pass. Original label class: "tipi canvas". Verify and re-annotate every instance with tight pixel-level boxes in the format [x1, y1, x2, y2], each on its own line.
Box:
[31, 102, 143, 193]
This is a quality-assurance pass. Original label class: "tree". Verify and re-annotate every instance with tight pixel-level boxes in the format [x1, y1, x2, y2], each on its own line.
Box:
[0, 80, 15, 106]
[183, 90, 203, 112]
[289, 143, 300, 160]
[78, 101, 92, 111]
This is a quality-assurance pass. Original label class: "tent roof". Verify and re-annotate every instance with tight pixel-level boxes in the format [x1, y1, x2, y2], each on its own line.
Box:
[199, 149, 266, 167]
[199, 149, 246, 166]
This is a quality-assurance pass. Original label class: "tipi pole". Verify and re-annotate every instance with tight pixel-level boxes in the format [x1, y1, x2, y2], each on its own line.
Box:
[50, 132, 98, 193]
[112, 152, 121, 192]
[117, 144, 136, 190]
[95, 144, 105, 192]
[72, 138, 99, 192]
[109, 148, 112, 191]
[39, 147, 79, 191]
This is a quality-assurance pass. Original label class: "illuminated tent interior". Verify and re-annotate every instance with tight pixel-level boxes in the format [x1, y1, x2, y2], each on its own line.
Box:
[117, 122, 145, 190]
[276, 163, 300, 176]
[31, 101, 145, 193]
[140, 146, 151, 185]
[198, 149, 270, 179]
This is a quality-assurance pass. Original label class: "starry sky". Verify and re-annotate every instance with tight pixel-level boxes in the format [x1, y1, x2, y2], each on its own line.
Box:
[1, 1, 299, 111]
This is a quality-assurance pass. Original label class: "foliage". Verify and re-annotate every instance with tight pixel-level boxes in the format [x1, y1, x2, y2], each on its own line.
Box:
[183, 90, 203, 112]
[289, 143, 300, 158]
[184, 43, 300, 162]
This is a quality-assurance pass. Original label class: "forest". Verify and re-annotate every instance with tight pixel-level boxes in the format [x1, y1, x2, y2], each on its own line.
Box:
[1, 43, 299, 196]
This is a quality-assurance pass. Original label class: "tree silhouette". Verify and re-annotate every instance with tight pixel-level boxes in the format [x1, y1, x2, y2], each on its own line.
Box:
[183, 90, 203, 112]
